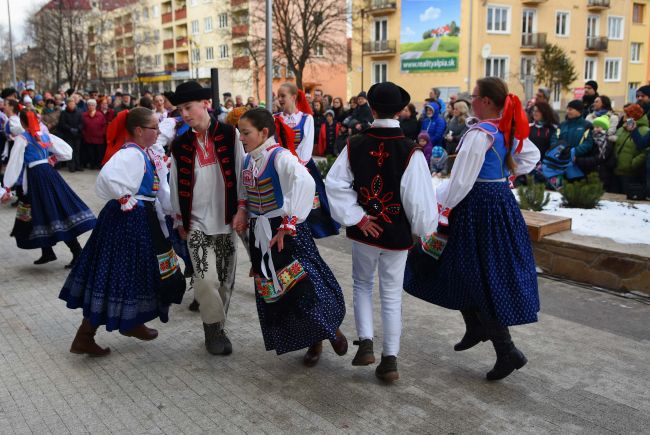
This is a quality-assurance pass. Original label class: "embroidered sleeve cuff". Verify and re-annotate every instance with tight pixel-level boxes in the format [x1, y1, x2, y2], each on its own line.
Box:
[355, 215, 370, 229]
[278, 215, 298, 235]
[238, 199, 247, 210]
[118, 195, 138, 212]
[438, 205, 451, 227]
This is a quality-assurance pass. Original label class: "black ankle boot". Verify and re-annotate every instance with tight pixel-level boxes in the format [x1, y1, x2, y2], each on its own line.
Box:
[454, 310, 488, 351]
[34, 247, 57, 265]
[486, 326, 527, 381]
[64, 238, 82, 269]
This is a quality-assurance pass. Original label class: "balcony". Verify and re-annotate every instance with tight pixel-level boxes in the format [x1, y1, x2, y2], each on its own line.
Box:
[585, 36, 608, 53]
[233, 55, 250, 69]
[232, 24, 249, 38]
[587, 0, 610, 11]
[163, 39, 174, 50]
[521, 0, 547, 5]
[123, 22, 133, 34]
[366, 0, 397, 15]
[165, 63, 175, 72]
[362, 40, 396, 56]
[521, 33, 547, 51]
[162, 12, 173, 24]
[114, 26, 123, 36]
[176, 36, 188, 48]
[175, 8, 187, 20]
[176, 63, 189, 71]
[125, 47, 134, 56]
[231, 0, 248, 13]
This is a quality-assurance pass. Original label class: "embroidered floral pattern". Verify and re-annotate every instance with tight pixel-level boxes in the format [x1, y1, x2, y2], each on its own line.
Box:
[359, 174, 401, 224]
[16, 202, 32, 222]
[255, 259, 307, 303]
[157, 248, 180, 280]
[278, 215, 299, 235]
[369, 142, 390, 167]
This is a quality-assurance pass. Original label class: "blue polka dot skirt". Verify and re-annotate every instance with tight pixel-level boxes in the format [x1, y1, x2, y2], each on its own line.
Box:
[12, 164, 96, 249]
[404, 182, 539, 327]
[250, 220, 346, 355]
[59, 200, 171, 333]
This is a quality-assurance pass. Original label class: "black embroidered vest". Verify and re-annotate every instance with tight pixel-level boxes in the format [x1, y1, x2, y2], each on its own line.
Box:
[346, 127, 417, 250]
[171, 116, 237, 232]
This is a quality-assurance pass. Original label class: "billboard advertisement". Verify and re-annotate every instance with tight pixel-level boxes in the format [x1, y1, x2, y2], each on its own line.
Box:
[400, 0, 460, 73]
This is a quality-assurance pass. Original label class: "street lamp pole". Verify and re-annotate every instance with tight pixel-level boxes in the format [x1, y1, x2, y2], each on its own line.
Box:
[265, 0, 272, 111]
[7, 0, 17, 86]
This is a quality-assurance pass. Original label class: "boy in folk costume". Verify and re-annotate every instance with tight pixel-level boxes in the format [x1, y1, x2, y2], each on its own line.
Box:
[325, 82, 438, 382]
[168, 81, 247, 355]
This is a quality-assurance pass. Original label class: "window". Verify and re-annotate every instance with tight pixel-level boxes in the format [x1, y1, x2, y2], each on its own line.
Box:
[629, 82, 640, 102]
[520, 56, 535, 78]
[287, 68, 295, 78]
[191, 20, 199, 34]
[486, 5, 510, 33]
[584, 57, 597, 81]
[144, 31, 151, 44]
[204, 17, 213, 32]
[153, 30, 160, 42]
[313, 43, 324, 57]
[218, 13, 229, 28]
[555, 11, 570, 36]
[191, 48, 200, 62]
[154, 54, 161, 67]
[633, 3, 644, 24]
[631, 43, 642, 63]
[485, 56, 508, 80]
[522, 9, 536, 35]
[143, 7, 149, 20]
[206, 47, 214, 61]
[219, 44, 229, 58]
[272, 64, 283, 78]
[145, 56, 152, 68]
[152, 5, 160, 17]
[372, 62, 387, 84]
[373, 19, 387, 41]
[604, 58, 621, 81]
[607, 16, 623, 40]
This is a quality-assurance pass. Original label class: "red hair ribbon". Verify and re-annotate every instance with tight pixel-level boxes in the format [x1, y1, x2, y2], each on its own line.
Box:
[296, 89, 313, 116]
[26, 111, 50, 149]
[102, 109, 129, 165]
[273, 115, 297, 157]
[498, 94, 530, 153]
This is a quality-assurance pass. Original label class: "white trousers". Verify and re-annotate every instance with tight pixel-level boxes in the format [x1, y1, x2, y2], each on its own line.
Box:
[188, 230, 237, 325]
[352, 241, 408, 357]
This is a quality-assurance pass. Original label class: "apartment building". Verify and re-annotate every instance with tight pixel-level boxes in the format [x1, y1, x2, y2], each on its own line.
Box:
[350, 0, 650, 108]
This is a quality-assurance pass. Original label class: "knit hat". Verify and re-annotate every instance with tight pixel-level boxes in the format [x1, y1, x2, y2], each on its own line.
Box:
[585, 80, 598, 91]
[636, 85, 650, 98]
[567, 99, 584, 112]
[34, 95, 43, 102]
[357, 91, 367, 99]
[591, 115, 609, 130]
[23, 95, 32, 104]
[324, 109, 335, 117]
[431, 145, 445, 159]
[624, 103, 645, 121]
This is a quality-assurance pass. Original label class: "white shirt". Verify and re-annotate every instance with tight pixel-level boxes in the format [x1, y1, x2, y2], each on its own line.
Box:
[2, 133, 72, 194]
[325, 119, 438, 238]
[436, 128, 541, 210]
[169, 128, 246, 235]
[279, 111, 314, 164]
[244, 137, 315, 222]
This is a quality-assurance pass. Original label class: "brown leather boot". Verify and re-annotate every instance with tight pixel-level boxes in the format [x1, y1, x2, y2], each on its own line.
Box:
[120, 324, 158, 341]
[329, 329, 348, 356]
[303, 341, 323, 367]
[70, 318, 110, 357]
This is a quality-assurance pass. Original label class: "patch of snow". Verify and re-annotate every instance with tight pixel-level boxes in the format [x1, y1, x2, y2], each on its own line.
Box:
[514, 191, 650, 245]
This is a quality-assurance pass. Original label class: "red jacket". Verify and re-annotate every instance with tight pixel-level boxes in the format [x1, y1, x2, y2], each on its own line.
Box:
[316, 122, 341, 156]
[81, 110, 107, 144]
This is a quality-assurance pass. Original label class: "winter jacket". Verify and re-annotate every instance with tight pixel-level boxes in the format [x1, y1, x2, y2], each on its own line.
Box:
[419, 103, 446, 150]
[399, 117, 419, 141]
[614, 115, 649, 177]
[316, 121, 340, 156]
[630, 124, 650, 189]
[443, 116, 468, 154]
[81, 110, 107, 144]
[574, 129, 617, 191]
[351, 103, 374, 129]
[586, 110, 620, 143]
[551, 116, 593, 157]
[57, 107, 83, 143]
[312, 113, 326, 145]
[528, 122, 557, 161]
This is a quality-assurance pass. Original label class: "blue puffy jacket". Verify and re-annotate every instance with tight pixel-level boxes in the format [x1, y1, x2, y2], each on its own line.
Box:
[419, 102, 446, 161]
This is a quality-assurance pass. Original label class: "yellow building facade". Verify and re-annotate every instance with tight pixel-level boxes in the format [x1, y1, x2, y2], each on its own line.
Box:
[351, 0, 650, 109]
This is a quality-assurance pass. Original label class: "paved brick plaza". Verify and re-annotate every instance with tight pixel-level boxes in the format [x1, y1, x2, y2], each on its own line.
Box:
[0, 170, 649, 434]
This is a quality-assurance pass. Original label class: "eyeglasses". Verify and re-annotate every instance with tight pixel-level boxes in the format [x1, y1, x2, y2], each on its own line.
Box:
[470, 94, 481, 99]
[142, 126, 159, 132]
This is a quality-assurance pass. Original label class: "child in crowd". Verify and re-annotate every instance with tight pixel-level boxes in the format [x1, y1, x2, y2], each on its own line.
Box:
[430, 145, 449, 177]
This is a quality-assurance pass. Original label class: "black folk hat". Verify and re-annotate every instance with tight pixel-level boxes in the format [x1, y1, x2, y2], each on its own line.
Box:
[170, 81, 212, 105]
[367, 82, 410, 114]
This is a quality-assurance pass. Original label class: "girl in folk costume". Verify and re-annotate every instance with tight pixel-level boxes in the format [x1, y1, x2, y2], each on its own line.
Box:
[232, 109, 347, 366]
[275, 83, 340, 238]
[404, 77, 541, 381]
[1, 110, 95, 267]
[59, 108, 185, 357]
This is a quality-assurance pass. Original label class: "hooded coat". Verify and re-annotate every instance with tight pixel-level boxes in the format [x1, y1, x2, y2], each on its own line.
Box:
[614, 114, 649, 177]
[419, 103, 446, 151]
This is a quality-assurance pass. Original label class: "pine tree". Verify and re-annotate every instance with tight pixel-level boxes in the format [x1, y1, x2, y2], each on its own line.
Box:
[517, 175, 550, 211]
[561, 173, 605, 209]
[535, 44, 578, 92]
